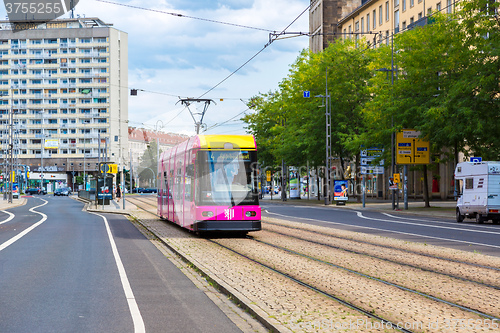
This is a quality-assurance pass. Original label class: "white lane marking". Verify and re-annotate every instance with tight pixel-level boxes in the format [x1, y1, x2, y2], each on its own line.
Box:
[357, 212, 500, 236]
[382, 213, 500, 230]
[90, 212, 145, 333]
[0, 210, 15, 225]
[0, 200, 48, 252]
[265, 210, 500, 249]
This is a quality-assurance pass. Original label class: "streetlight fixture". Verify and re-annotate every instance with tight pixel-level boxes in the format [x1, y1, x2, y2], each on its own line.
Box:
[39, 110, 44, 191]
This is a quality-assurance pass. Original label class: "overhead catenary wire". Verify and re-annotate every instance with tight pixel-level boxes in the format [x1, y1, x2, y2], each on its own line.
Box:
[204, 108, 250, 132]
[95, 0, 275, 32]
[197, 3, 312, 99]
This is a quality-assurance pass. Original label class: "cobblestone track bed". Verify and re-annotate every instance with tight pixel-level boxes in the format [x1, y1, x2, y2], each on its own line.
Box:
[130, 212, 386, 333]
[262, 223, 500, 290]
[214, 237, 498, 333]
[250, 230, 500, 318]
[127, 198, 500, 332]
[264, 219, 500, 271]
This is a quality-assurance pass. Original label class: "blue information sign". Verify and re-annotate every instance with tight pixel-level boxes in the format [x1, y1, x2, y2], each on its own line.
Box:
[303, 91, 310, 98]
[470, 157, 482, 163]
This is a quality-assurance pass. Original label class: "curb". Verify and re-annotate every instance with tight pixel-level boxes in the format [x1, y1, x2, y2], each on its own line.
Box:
[262, 199, 456, 220]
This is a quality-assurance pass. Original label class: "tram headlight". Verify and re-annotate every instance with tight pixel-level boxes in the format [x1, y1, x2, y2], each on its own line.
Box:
[202, 211, 214, 217]
[245, 211, 257, 217]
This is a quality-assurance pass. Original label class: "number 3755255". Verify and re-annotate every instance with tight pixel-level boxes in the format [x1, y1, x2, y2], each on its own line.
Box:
[6, 2, 63, 14]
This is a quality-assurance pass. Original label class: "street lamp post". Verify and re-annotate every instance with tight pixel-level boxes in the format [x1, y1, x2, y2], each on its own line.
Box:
[315, 79, 331, 204]
[376, 34, 397, 210]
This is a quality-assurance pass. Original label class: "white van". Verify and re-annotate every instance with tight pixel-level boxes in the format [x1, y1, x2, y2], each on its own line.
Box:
[455, 161, 500, 223]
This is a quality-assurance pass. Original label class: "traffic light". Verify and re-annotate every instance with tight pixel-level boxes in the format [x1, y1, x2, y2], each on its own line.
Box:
[27, 171, 30, 179]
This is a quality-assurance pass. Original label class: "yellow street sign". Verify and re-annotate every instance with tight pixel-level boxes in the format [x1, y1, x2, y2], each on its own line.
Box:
[393, 173, 400, 184]
[266, 170, 271, 182]
[99, 163, 118, 174]
[396, 129, 430, 165]
[108, 164, 118, 174]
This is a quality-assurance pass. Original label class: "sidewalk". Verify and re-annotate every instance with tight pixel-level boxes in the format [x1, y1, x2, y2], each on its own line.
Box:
[261, 195, 457, 219]
[0, 197, 27, 210]
[84, 197, 140, 215]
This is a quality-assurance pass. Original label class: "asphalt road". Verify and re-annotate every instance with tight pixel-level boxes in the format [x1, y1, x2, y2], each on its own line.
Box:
[0, 196, 241, 333]
[261, 203, 500, 257]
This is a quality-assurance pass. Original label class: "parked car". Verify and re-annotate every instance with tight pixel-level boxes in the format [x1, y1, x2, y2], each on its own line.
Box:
[133, 187, 157, 194]
[132, 187, 144, 193]
[26, 187, 46, 195]
[54, 188, 70, 196]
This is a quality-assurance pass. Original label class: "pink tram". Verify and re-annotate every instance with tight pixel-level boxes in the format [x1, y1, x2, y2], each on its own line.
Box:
[157, 134, 261, 233]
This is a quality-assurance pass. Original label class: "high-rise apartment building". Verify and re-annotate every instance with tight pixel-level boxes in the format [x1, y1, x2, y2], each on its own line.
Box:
[0, 18, 128, 191]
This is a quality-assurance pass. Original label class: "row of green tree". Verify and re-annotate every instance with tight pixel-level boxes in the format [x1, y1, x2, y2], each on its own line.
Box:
[243, 0, 499, 196]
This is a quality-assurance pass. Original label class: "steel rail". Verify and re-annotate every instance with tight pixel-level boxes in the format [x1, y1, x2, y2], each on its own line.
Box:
[248, 236, 500, 323]
[209, 238, 416, 333]
[262, 228, 500, 291]
[263, 220, 500, 272]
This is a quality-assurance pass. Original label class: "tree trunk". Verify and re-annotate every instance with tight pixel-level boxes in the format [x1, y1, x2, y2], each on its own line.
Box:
[423, 164, 431, 207]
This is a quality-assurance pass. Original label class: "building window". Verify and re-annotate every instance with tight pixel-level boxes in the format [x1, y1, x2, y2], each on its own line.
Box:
[386, 2, 390, 21]
[355, 21, 359, 32]
[418, 12, 423, 19]
[379, 5, 383, 25]
[366, 14, 370, 31]
[361, 18, 364, 33]
[410, 16, 414, 24]
[395, 10, 400, 32]
[436, 2, 441, 11]
[446, 0, 452, 13]
[403, 0, 406, 11]
[373, 10, 376, 29]
[427, 7, 432, 15]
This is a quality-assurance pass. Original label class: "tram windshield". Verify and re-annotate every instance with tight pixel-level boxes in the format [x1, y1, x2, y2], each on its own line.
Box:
[196, 150, 258, 206]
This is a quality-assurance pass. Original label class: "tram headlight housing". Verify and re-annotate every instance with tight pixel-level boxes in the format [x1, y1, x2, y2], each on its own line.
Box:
[202, 211, 214, 217]
[245, 211, 257, 217]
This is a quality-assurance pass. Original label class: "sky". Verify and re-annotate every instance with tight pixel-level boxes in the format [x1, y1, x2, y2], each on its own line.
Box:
[1, 0, 310, 136]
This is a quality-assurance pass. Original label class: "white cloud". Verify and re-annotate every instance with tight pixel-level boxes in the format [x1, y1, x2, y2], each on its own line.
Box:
[3, 0, 311, 136]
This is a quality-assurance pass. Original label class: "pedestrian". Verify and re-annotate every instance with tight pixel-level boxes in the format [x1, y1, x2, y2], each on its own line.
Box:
[116, 184, 121, 202]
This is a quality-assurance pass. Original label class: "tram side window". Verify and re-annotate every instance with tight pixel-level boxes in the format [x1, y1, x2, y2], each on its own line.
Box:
[169, 169, 175, 199]
[185, 164, 194, 201]
[175, 162, 183, 200]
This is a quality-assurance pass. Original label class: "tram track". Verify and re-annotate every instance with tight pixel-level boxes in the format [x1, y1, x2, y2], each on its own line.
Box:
[264, 220, 500, 272]
[262, 225, 500, 290]
[208, 238, 415, 333]
[246, 235, 500, 321]
[128, 197, 500, 332]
